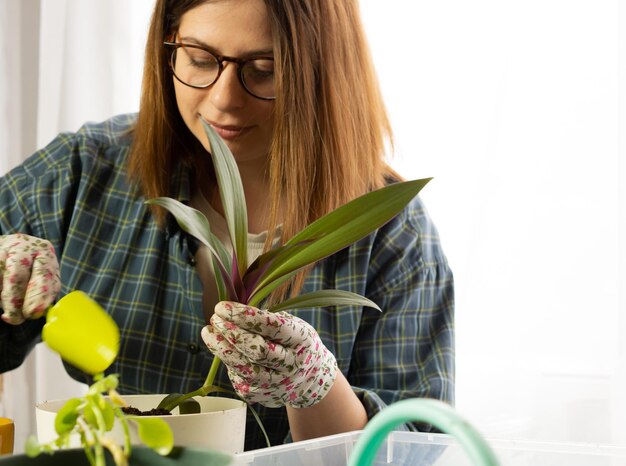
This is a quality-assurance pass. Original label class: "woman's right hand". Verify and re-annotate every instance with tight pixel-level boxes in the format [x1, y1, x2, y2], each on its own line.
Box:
[0, 233, 61, 325]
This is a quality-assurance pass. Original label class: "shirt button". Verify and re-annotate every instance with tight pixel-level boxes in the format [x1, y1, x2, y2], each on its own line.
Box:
[187, 343, 200, 354]
[188, 256, 197, 266]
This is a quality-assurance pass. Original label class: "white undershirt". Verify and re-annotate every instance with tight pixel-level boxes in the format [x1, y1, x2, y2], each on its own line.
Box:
[190, 191, 281, 321]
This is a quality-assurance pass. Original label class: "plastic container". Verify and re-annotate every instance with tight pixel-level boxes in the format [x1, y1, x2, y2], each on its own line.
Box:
[235, 430, 626, 466]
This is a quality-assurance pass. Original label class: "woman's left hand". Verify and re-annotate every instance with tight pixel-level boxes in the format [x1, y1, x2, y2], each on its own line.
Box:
[201, 301, 338, 408]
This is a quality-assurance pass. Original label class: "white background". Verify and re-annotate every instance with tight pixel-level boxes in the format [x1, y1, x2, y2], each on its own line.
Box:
[0, 0, 624, 453]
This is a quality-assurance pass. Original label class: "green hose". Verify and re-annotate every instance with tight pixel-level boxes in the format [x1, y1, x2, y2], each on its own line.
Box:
[347, 399, 500, 466]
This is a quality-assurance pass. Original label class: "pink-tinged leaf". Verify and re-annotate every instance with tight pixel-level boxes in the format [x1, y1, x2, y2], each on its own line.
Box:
[231, 252, 246, 301]
[247, 270, 299, 308]
[241, 239, 314, 300]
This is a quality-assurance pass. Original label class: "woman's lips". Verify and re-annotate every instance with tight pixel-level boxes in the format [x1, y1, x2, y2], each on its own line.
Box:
[208, 122, 252, 140]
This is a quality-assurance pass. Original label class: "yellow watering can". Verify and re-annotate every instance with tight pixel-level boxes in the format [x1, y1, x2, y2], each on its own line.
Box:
[42, 291, 119, 375]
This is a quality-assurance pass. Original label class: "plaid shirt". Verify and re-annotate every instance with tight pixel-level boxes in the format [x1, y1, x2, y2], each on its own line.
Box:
[0, 114, 454, 450]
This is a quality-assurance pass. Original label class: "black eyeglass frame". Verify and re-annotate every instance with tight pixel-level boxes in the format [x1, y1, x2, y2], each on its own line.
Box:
[163, 41, 276, 101]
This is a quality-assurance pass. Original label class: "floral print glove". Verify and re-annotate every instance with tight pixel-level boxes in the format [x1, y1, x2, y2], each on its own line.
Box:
[0, 233, 61, 325]
[201, 302, 338, 408]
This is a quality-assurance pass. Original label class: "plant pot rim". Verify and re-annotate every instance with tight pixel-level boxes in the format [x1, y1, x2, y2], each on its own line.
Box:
[36, 394, 247, 418]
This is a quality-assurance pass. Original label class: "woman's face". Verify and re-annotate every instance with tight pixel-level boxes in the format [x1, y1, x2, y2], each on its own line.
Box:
[173, 0, 274, 167]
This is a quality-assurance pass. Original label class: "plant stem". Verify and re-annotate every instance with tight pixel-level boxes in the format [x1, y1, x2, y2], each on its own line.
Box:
[204, 356, 222, 388]
[90, 399, 109, 466]
[161, 357, 223, 412]
[113, 405, 132, 456]
[189, 356, 223, 397]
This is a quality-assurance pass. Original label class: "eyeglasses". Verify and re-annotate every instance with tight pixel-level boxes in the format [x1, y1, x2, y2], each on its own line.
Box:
[163, 41, 276, 100]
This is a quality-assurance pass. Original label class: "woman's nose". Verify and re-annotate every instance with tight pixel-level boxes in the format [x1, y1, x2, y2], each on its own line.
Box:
[206, 63, 247, 110]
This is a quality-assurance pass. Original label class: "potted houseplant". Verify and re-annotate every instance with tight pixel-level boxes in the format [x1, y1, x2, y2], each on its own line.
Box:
[24, 292, 234, 466]
[33, 290, 247, 457]
[29, 120, 431, 464]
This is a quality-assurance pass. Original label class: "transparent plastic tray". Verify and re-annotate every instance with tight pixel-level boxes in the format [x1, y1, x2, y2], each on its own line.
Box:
[235, 430, 626, 466]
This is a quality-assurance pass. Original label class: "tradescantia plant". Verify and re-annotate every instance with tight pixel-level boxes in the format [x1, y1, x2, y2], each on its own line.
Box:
[147, 119, 432, 412]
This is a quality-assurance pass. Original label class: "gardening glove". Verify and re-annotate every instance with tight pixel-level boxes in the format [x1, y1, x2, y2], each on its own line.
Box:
[201, 301, 338, 408]
[0, 233, 61, 325]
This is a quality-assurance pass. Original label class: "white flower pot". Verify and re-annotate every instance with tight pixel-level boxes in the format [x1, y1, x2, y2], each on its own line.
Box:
[36, 395, 247, 454]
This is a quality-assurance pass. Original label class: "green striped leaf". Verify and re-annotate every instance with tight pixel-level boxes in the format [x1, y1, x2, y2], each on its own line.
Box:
[145, 197, 237, 300]
[248, 179, 430, 302]
[267, 290, 381, 313]
[201, 118, 248, 278]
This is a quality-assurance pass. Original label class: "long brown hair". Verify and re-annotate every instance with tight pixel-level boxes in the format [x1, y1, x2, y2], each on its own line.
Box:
[128, 0, 400, 302]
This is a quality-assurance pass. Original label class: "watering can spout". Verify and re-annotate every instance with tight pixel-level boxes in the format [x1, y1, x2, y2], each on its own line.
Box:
[42, 291, 119, 375]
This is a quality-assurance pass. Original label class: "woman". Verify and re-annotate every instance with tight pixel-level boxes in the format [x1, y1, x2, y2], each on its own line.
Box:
[0, 0, 454, 450]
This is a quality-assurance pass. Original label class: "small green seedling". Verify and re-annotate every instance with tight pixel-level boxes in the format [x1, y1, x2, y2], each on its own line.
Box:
[32, 293, 173, 466]
[26, 374, 173, 466]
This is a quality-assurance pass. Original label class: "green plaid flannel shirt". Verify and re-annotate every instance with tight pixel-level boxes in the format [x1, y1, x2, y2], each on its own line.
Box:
[0, 114, 454, 450]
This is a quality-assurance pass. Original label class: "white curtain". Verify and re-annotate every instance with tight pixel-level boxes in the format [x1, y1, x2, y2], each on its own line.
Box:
[360, 0, 624, 446]
[0, 0, 624, 454]
[0, 0, 153, 452]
